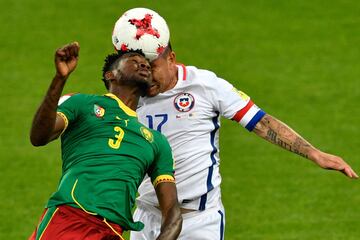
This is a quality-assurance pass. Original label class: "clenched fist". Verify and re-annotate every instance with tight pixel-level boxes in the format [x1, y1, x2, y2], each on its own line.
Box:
[55, 42, 80, 79]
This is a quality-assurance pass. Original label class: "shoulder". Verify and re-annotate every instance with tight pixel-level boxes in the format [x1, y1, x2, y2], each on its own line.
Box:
[58, 93, 98, 106]
[58, 93, 79, 105]
[146, 126, 166, 141]
[143, 126, 169, 145]
[184, 65, 229, 89]
[135, 124, 170, 154]
[185, 65, 217, 82]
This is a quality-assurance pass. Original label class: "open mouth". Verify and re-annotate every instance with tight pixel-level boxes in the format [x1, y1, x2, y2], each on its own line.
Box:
[148, 82, 159, 90]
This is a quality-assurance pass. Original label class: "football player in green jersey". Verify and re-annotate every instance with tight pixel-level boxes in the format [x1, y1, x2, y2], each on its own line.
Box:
[29, 42, 182, 240]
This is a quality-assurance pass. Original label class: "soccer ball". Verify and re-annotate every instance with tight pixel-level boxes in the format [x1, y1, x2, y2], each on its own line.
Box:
[112, 8, 170, 61]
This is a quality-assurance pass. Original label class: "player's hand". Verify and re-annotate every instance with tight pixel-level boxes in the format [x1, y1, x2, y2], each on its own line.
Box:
[312, 151, 358, 179]
[55, 42, 80, 79]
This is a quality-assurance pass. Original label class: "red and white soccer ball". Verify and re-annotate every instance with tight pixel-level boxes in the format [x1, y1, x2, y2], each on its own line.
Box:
[112, 8, 170, 61]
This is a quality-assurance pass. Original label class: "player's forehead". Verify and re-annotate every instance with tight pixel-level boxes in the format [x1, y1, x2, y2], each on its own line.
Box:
[115, 52, 148, 71]
[121, 52, 147, 62]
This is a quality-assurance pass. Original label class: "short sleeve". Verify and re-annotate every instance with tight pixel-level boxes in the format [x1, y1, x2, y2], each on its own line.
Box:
[57, 93, 82, 129]
[207, 75, 265, 131]
[147, 133, 175, 188]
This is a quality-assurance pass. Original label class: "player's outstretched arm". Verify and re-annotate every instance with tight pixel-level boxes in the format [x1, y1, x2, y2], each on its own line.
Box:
[30, 42, 79, 146]
[155, 182, 182, 240]
[253, 114, 358, 179]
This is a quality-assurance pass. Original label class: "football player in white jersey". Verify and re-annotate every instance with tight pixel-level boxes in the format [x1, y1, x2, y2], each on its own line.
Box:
[129, 19, 358, 240]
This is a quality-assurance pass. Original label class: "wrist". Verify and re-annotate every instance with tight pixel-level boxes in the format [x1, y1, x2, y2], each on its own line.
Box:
[308, 148, 321, 162]
[54, 72, 68, 82]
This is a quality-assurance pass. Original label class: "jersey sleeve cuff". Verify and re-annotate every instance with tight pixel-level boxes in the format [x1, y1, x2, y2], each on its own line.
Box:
[57, 112, 69, 135]
[245, 110, 266, 131]
[152, 174, 175, 188]
[232, 100, 266, 132]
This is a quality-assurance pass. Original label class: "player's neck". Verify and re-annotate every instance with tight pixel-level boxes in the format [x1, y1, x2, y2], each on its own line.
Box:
[109, 86, 142, 111]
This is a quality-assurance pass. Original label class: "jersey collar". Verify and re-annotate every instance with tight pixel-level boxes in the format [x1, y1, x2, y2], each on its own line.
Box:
[104, 93, 137, 117]
[177, 64, 187, 81]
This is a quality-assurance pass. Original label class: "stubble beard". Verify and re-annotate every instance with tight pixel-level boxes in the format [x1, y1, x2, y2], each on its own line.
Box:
[120, 73, 151, 97]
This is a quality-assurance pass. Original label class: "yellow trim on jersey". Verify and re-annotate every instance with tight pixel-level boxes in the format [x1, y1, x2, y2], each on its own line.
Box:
[153, 174, 175, 188]
[39, 207, 59, 240]
[103, 218, 125, 240]
[71, 179, 98, 215]
[56, 112, 69, 135]
[104, 93, 137, 117]
[71, 180, 124, 238]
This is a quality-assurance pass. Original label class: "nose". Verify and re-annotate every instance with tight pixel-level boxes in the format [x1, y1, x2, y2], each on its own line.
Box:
[139, 62, 151, 71]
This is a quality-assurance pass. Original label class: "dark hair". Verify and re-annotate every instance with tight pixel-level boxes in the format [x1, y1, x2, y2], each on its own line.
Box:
[102, 49, 145, 90]
[167, 41, 173, 51]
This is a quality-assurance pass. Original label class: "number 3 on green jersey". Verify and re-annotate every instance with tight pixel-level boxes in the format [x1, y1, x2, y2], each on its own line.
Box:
[108, 126, 125, 149]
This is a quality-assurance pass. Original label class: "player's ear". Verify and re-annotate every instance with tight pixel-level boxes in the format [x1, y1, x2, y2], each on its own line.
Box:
[105, 71, 115, 80]
[167, 51, 176, 64]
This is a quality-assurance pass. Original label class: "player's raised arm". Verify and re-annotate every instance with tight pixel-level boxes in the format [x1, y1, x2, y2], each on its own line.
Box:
[155, 182, 182, 240]
[252, 114, 358, 179]
[30, 42, 79, 146]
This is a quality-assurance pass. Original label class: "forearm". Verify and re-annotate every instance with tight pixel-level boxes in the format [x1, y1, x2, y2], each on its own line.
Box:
[155, 182, 183, 240]
[253, 114, 317, 161]
[253, 114, 358, 178]
[156, 204, 182, 240]
[30, 74, 66, 146]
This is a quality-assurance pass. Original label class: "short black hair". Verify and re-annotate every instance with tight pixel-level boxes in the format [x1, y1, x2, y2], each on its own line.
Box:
[102, 49, 145, 90]
[167, 41, 172, 51]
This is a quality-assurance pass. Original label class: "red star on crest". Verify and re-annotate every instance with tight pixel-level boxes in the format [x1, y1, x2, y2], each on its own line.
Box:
[128, 14, 160, 39]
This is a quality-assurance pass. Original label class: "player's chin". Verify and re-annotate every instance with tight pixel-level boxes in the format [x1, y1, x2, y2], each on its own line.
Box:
[146, 84, 160, 97]
[134, 75, 151, 86]
[135, 81, 151, 97]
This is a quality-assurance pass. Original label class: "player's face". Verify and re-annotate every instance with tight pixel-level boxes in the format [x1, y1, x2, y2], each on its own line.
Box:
[147, 51, 176, 97]
[117, 53, 152, 87]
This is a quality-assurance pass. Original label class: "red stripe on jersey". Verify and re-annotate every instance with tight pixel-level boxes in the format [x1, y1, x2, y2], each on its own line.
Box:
[232, 100, 254, 122]
[177, 63, 187, 80]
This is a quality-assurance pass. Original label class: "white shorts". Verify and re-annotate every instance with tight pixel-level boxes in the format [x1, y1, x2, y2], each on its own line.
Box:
[130, 202, 225, 240]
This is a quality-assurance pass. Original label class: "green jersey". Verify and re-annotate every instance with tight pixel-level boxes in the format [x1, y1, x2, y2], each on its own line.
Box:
[47, 93, 175, 231]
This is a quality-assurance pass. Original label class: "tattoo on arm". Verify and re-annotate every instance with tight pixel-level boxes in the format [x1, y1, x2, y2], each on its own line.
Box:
[258, 115, 312, 159]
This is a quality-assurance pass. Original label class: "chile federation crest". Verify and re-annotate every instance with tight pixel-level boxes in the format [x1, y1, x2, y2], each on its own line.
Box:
[174, 93, 195, 112]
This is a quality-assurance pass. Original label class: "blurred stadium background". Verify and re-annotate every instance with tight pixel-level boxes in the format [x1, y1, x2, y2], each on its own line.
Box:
[1, 0, 359, 239]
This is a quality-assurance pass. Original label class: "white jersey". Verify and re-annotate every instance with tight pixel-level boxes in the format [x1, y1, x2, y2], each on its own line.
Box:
[136, 64, 265, 210]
